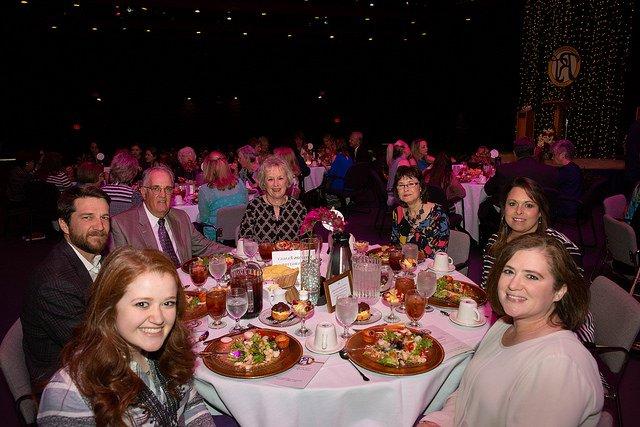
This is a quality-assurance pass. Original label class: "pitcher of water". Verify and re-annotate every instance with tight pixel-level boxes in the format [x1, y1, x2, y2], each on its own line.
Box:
[352, 255, 381, 304]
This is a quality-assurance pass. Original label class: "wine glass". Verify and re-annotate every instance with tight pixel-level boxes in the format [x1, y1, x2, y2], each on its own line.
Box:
[293, 297, 314, 337]
[243, 235, 258, 262]
[405, 289, 427, 328]
[383, 290, 401, 323]
[206, 287, 227, 329]
[335, 295, 358, 338]
[417, 270, 438, 312]
[226, 287, 248, 331]
[208, 255, 227, 286]
[388, 249, 403, 276]
[394, 276, 415, 314]
[401, 243, 418, 277]
[189, 259, 208, 288]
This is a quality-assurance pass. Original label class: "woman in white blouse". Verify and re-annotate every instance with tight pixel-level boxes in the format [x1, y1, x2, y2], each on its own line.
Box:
[420, 234, 603, 427]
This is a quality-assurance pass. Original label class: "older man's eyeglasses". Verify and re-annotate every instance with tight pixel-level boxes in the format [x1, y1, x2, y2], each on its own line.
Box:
[396, 182, 419, 190]
[144, 185, 174, 195]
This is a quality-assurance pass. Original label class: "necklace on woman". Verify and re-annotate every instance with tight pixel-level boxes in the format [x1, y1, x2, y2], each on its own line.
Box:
[406, 204, 425, 232]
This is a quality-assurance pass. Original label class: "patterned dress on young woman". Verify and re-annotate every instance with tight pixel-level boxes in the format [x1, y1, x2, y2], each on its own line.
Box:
[239, 196, 307, 243]
[390, 204, 450, 258]
[481, 228, 595, 344]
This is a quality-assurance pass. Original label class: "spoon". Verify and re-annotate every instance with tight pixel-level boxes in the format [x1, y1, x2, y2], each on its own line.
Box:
[339, 350, 370, 381]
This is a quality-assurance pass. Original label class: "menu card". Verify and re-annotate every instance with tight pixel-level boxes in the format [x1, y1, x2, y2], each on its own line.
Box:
[426, 325, 475, 361]
[265, 354, 329, 389]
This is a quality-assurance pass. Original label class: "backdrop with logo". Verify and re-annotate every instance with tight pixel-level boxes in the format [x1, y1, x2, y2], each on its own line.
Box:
[517, 0, 634, 159]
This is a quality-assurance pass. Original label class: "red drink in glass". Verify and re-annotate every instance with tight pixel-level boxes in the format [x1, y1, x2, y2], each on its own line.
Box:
[388, 250, 403, 272]
[190, 261, 208, 287]
[258, 242, 274, 261]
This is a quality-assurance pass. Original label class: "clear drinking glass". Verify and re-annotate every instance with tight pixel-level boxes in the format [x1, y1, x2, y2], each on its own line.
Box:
[293, 299, 314, 337]
[243, 235, 258, 262]
[417, 270, 438, 312]
[206, 287, 227, 329]
[226, 287, 248, 331]
[208, 255, 227, 286]
[383, 291, 401, 323]
[189, 259, 208, 288]
[405, 289, 427, 328]
[336, 295, 358, 338]
[401, 243, 419, 277]
[354, 240, 369, 256]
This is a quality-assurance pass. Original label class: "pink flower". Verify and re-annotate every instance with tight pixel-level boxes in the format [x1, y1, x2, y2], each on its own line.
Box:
[300, 207, 347, 235]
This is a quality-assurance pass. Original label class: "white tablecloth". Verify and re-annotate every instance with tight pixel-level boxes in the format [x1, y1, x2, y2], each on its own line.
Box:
[173, 203, 199, 223]
[183, 244, 490, 427]
[455, 182, 487, 242]
[304, 166, 326, 192]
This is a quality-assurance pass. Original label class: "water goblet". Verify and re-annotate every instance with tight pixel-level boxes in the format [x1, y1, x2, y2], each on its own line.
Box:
[242, 235, 258, 262]
[206, 287, 227, 329]
[405, 289, 427, 328]
[208, 255, 227, 286]
[292, 297, 314, 337]
[226, 287, 248, 331]
[335, 295, 358, 338]
[189, 258, 208, 288]
[417, 270, 438, 312]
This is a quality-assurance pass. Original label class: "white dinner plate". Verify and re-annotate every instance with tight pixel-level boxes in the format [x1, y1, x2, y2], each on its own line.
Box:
[449, 310, 487, 328]
[305, 336, 346, 355]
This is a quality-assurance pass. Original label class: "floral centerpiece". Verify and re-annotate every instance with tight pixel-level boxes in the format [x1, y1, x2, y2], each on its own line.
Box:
[300, 207, 346, 236]
[535, 128, 555, 161]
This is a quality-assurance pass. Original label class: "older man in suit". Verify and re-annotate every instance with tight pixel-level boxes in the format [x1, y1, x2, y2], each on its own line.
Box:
[110, 165, 231, 263]
[21, 186, 110, 389]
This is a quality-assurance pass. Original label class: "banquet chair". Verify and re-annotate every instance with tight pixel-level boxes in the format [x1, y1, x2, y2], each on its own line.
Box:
[448, 230, 470, 276]
[602, 214, 639, 291]
[603, 194, 627, 220]
[587, 276, 640, 426]
[0, 319, 38, 425]
[216, 205, 247, 243]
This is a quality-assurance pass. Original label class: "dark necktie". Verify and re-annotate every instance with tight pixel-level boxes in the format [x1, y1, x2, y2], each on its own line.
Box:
[157, 218, 180, 267]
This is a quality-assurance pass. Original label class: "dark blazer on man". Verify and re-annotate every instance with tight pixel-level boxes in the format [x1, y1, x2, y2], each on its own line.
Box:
[350, 145, 371, 163]
[484, 156, 559, 198]
[21, 241, 93, 388]
[110, 204, 231, 261]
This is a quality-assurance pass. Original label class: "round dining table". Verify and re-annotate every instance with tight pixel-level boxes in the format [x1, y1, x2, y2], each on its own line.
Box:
[303, 166, 326, 192]
[455, 181, 487, 243]
[182, 245, 490, 427]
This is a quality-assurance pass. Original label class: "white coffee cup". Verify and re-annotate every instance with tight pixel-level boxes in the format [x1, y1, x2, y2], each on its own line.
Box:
[268, 287, 287, 306]
[433, 251, 454, 272]
[457, 297, 481, 325]
[314, 323, 338, 351]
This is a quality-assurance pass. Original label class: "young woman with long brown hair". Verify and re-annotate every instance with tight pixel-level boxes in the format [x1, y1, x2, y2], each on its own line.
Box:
[37, 247, 215, 426]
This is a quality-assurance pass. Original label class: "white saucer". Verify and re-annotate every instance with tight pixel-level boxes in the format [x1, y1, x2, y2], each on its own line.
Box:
[449, 310, 487, 327]
[425, 259, 455, 273]
[305, 337, 346, 355]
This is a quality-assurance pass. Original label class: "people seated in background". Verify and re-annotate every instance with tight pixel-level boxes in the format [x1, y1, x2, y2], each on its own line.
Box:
[37, 247, 215, 426]
[129, 143, 143, 165]
[101, 150, 143, 216]
[198, 151, 248, 241]
[420, 234, 603, 427]
[175, 146, 202, 184]
[411, 138, 435, 172]
[144, 146, 160, 170]
[110, 165, 231, 266]
[349, 131, 370, 163]
[326, 139, 354, 193]
[273, 146, 309, 198]
[423, 152, 466, 202]
[39, 151, 74, 192]
[481, 177, 593, 343]
[478, 137, 559, 247]
[75, 161, 104, 187]
[237, 144, 260, 190]
[319, 133, 337, 167]
[21, 186, 111, 389]
[7, 149, 37, 205]
[390, 166, 449, 258]
[551, 139, 582, 217]
[387, 140, 417, 206]
[240, 155, 307, 243]
[253, 136, 271, 163]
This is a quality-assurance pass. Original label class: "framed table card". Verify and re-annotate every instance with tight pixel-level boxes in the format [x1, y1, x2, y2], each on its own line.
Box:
[323, 271, 353, 313]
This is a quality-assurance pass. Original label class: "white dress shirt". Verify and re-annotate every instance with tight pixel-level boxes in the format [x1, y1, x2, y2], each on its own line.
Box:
[67, 241, 102, 281]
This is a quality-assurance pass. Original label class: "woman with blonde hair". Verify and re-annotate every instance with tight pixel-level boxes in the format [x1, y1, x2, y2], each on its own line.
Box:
[38, 247, 215, 426]
[239, 155, 307, 242]
[198, 151, 248, 241]
[411, 138, 435, 172]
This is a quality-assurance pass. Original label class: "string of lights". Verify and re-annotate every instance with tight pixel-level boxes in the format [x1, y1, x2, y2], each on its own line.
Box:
[518, 0, 634, 158]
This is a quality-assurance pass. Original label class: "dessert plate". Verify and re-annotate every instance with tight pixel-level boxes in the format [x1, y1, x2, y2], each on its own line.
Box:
[258, 309, 300, 328]
[354, 308, 383, 325]
[449, 310, 487, 327]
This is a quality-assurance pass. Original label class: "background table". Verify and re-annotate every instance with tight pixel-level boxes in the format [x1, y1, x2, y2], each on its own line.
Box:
[304, 166, 326, 192]
[173, 203, 199, 223]
[183, 245, 490, 427]
[455, 182, 487, 243]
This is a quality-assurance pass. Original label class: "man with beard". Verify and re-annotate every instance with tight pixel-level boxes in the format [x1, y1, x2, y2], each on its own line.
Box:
[21, 186, 110, 389]
[110, 165, 230, 262]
